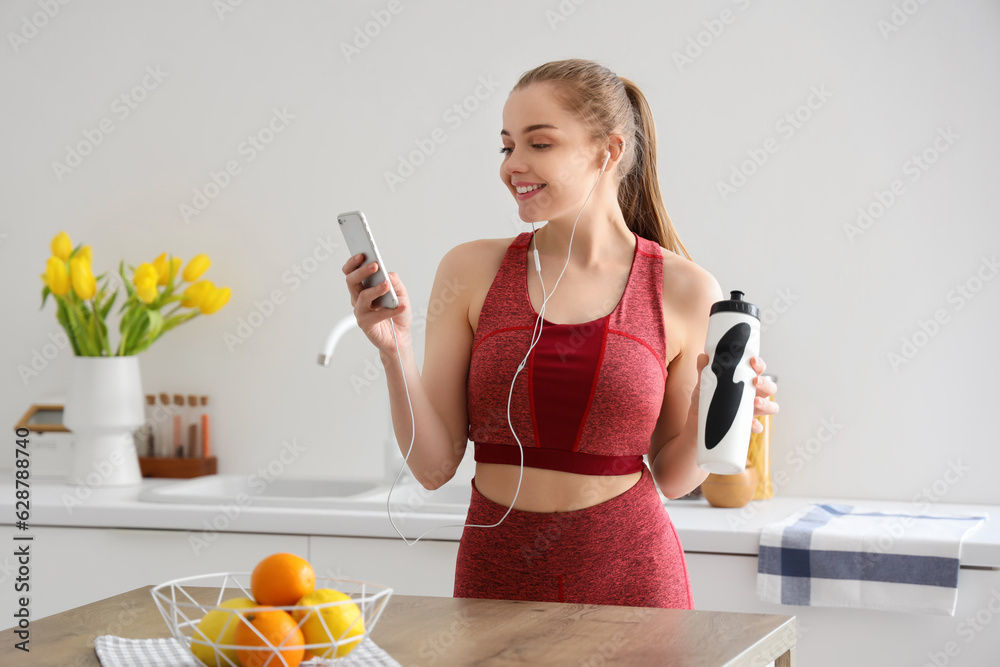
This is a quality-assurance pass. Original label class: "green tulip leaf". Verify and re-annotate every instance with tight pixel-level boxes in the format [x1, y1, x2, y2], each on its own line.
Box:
[145, 309, 164, 342]
[99, 290, 118, 320]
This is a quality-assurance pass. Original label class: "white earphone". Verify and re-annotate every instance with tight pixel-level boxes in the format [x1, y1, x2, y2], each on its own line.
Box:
[601, 149, 611, 174]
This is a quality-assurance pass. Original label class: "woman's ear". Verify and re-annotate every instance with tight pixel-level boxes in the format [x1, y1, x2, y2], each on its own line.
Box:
[608, 133, 627, 163]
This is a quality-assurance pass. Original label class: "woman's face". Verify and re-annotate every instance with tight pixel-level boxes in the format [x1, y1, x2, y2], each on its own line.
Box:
[499, 82, 605, 224]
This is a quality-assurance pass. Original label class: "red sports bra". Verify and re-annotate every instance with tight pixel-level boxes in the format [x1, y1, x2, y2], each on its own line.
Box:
[466, 230, 668, 476]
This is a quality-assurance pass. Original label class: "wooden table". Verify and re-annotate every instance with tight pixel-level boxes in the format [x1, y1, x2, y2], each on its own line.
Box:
[1, 586, 796, 666]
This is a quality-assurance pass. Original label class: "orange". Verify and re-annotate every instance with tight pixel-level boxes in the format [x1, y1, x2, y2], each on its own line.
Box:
[234, 607, 305, 667]
[251, 553, 315, 607]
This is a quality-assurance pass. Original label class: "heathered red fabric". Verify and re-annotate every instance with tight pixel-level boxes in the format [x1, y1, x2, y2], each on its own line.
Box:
[456, 230, 693, 609]
[467, 230, 668, 475]
[454, 466, 694, 609]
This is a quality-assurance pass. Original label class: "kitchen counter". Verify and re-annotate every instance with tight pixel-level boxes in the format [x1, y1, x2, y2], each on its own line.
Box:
[0, 586, 797, 666]
[5, 476, 999, 567]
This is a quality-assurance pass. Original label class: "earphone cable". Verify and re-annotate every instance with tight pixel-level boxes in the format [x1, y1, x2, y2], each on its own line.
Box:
[385, 158, 609, 545]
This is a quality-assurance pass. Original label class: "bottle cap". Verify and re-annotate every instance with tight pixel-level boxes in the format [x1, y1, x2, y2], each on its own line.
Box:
[710, 290, 760, 320]
[145, 395, 156, 405]
[187, 395, 198, 406]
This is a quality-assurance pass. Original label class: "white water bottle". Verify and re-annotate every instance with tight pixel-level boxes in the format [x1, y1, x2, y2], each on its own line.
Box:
[697, 290, 760, 475]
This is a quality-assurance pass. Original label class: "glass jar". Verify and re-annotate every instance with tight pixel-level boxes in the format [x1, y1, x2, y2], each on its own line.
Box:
[747, 374, 777, 500]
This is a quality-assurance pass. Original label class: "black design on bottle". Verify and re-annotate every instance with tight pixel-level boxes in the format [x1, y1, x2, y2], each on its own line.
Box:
[705, 322, 751, 450]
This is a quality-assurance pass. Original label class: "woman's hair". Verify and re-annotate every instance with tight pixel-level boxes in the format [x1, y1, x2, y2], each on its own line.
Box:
[512, 59, 692, 261]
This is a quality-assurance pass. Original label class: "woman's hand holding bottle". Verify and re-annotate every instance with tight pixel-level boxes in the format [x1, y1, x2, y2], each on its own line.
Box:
[342, 253, 412, 356]
[691, 353, 778, 435]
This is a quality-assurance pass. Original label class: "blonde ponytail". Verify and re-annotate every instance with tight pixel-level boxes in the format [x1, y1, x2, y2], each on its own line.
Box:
[618, 77, 692, 261]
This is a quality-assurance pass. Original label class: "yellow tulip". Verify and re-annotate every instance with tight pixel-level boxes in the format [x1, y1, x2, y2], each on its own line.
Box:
[199, 286, 231, 315]
[182, 254, 211, 283]
[69, 256, 96, 300]
[50, 232, 72, 261]
[181, 280, 214, 309]
[153, 253, 167, 275]
[136, 281, 158, 304]
[133, 263, 159, 304]
[153, 253, 181, 286]
[133, 262, 158, 287]
[44, 256, 70, 296]
[76, 245, 92, 265]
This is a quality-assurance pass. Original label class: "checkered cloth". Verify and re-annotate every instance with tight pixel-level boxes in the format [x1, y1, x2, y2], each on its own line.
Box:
[757, 503, 987, 615]
[94, 634, 401, 666]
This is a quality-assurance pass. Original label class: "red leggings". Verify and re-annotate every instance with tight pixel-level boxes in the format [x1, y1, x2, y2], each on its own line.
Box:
[453, 466, 694, 609]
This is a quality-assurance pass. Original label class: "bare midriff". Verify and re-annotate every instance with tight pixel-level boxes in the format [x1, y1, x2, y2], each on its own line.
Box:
[473, 462, 643, 512]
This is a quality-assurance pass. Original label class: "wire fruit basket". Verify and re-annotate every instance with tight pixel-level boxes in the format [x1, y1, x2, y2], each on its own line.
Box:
[151, 572, 393, 666]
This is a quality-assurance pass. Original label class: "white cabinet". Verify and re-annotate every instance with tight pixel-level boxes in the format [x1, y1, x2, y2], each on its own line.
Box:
[685, 551, 1000, 667]
[0, 525, 458, 631]
[309, 535, 459, 598]
[1, 526, 308, 624]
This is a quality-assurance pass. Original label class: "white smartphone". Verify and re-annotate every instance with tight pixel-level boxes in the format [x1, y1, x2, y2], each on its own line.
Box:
[337, 210, 399, 309]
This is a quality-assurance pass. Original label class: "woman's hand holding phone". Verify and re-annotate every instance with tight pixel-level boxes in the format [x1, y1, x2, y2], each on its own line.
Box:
[342, 253, 412, 356]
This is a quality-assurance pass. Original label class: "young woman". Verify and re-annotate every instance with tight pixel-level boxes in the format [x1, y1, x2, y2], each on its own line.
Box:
[342, 59, 779, 609]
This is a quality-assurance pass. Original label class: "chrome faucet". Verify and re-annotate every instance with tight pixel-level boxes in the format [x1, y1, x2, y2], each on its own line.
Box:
[317, 314, 357, 367]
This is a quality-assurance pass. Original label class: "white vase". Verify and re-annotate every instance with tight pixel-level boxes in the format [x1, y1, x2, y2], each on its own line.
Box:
[63, 356, 145, 487]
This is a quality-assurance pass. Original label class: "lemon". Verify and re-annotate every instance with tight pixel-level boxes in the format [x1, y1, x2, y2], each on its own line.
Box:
[191, 596, 258, 667]
[292, 589, 365, 659]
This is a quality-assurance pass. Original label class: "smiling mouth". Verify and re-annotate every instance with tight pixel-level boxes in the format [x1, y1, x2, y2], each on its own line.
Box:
[515, 184, 546, 194]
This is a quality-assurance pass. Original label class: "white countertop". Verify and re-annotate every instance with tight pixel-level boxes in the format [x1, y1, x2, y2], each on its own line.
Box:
[5, 476, 999, 568]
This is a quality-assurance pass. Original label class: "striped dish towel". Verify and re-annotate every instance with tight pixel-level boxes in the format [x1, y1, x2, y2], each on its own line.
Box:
[757, 503, 987, 615]
[94, 635, 402, 666]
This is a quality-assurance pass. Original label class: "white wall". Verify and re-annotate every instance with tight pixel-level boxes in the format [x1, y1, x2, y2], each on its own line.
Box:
[2, 0, 998, 504]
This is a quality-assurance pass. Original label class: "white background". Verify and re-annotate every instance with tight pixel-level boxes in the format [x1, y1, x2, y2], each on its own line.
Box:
[1, 0, 998, 505]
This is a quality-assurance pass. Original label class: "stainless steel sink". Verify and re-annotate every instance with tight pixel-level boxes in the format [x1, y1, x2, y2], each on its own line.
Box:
[136, 474, 475, 513]
[137, 474, 383, 508]
[376, 481, 473, 512]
